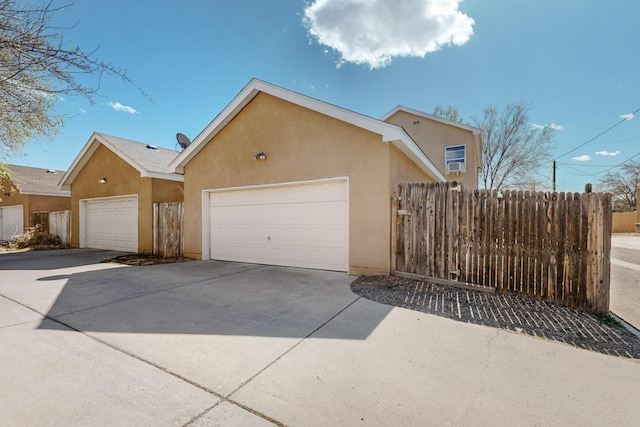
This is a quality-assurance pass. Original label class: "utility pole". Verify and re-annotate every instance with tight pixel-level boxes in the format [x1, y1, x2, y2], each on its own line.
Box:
[552, 160, 556, 192]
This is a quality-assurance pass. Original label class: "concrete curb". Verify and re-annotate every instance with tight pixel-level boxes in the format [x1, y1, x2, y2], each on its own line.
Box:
[611, 312, 640, 339]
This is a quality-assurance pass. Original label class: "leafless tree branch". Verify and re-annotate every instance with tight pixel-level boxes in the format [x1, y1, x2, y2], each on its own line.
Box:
[0, 0, 150, 163]
[597, 161, 640, 212]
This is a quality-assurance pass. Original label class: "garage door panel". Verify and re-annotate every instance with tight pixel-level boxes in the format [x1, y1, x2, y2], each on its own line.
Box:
[209, 180, 348, 271]
[0, 205, 24, 240]
[212, 182, 347, 206]
[211, 224, 347, 246]
[211, 241, 347, 271]
[211, 201, 347, 226]
[84, 196, 137, 252]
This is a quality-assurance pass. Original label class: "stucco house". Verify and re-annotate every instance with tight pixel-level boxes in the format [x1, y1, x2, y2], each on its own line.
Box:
[170, 79, 481, 275]
[0, 164, 71, 240]
[59, 132, 184, 253]
[382, 106, 482, 189]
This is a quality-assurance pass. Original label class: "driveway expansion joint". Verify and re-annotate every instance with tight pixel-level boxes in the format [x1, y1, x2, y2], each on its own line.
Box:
[226, 295, 363, 401]
[1, 263, 297, 427]
[7, 290, 284, 427]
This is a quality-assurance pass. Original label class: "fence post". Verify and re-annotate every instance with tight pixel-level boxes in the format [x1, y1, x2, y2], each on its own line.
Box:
[585, 193, 611, 315]
[391, 192, 398, 275]
[153, 203, 159, 256]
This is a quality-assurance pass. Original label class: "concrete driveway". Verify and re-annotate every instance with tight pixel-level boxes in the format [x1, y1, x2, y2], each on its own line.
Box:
[1, 249, 639, 426]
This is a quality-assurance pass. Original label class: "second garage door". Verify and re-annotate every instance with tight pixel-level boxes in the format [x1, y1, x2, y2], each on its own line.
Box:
[83, 196, 138, 252]
[208, 180, 348, 271]
[0, 205, 24, 241]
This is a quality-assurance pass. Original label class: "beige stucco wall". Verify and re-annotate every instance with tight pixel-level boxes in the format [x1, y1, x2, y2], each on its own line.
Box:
[152, 179, 184, 204]
[612, 212, 637, 233]
[183, 93, 433, 275]
[389, 144, 436, 190]
[384, 111, 480, 189]
[0, 177, 70, 228]
[69, 144, 184, 253]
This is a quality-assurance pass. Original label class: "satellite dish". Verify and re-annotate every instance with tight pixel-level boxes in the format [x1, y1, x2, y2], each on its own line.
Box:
[176, 133, 191, 150]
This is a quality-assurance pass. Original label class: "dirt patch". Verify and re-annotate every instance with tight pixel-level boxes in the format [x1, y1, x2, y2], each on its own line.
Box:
[102, 254, 193, 266]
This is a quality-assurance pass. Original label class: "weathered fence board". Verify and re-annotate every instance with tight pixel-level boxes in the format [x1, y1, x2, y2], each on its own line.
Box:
[153, 202, 184, 258]
[49, 210, 71, 245]
[31, 211, 50, 233]
[395, 183, 612, 314]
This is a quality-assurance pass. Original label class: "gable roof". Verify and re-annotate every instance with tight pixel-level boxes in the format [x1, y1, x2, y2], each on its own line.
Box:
[3, 164, 70, 197]
[169, 79, 446, 182]
[59, 132, 183, 190]
[381, 106, 482, 134]
[382, 106, 483, 169]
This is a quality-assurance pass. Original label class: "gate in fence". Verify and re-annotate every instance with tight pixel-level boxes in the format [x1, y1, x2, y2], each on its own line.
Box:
[153, 202, 184, 258]
[49, 210, 71, 245]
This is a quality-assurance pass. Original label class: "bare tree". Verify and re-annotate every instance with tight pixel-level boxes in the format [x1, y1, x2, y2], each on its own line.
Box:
[432, 105, 461, 122]
[598, 161, 640, 212]
[0, 0, 147, 170]
[474, 104, 555, 191]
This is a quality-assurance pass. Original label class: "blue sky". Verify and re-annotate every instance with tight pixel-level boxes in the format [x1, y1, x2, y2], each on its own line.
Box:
[16, 0, 640, 193]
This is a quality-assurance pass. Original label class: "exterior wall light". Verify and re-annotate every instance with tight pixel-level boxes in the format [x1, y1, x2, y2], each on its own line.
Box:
[255, 152, 267, 161]
[98, 178, 107, 184]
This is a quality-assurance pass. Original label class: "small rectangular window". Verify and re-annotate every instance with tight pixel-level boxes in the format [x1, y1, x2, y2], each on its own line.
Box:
[445, 145, 466, 173]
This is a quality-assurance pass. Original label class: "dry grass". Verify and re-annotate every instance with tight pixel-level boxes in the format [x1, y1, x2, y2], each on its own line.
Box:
[0, 228, 67, 252]
[102, 253, 192, 266]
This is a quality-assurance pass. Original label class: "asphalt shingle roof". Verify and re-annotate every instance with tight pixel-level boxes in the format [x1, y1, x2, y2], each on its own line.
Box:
[95, 133, 180, 175]
[4, 164, 70, 196]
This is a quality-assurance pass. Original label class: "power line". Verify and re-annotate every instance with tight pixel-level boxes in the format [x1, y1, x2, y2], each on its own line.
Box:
[559, 163, 595, 177]
[557, 162, 623, 167]
[561, 150, 640, 177]
[553, 105, 640, 161]
[591, 151, 640, 175]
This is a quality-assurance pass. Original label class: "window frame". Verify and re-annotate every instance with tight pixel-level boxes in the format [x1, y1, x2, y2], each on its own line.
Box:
[444, 144, 467, 173]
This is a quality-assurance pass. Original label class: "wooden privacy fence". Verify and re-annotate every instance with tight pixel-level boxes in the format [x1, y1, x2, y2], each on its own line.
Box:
[393, 183, 612, 315]
[49, 210, 71, 245]
[153, 202, 184, 257]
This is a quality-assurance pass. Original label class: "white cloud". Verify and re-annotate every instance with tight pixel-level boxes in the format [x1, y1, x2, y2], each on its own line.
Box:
[303, 0, 475, 69]
[621, 113, 634, 120]
[572, 155, 592, 161]
[595, 150, 620, 156]
[531, 123, 564, 131]
[108, 102, 139, 114]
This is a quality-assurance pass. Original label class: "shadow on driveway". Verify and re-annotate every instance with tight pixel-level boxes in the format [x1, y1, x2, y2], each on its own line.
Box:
[14, 253, 391, 340]
[0, 248, 125, 270]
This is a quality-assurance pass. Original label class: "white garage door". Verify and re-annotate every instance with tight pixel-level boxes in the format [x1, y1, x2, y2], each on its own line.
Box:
[0, 205, 24, 240]
[83, 196, 138, 252]
[209, 180, 348, 271]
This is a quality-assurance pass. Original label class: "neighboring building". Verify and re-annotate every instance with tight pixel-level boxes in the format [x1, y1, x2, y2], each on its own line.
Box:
[382, 106, 482, 189]
[58, 133, 184, 253]
[170, 79, 482, 275]
[0, 165, 70, 240]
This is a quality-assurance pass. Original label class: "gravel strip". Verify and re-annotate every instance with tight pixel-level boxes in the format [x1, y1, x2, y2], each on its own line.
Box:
[352, 276, 640, 360]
